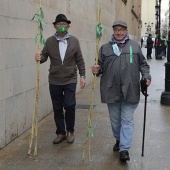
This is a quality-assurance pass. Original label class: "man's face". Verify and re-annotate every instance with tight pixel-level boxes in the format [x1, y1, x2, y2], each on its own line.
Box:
[54, 21, 70, 33]
[113, 26, 128, 41]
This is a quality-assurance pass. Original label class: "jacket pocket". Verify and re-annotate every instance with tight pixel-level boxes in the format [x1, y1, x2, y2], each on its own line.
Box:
[49, 66, 62, 79]
[63, 66, 77, 80]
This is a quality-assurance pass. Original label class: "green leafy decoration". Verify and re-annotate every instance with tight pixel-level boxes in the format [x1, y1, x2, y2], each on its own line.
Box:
[96, 23, 103, 39]
[32, 8, 46, 45]
[40, 29, 45, 45]
[85, 126, 94, 142]
[40, 7, 44, 19]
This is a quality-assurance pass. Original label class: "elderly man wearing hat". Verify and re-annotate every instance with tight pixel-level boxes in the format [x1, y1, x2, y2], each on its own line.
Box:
[35, 14, 86, 144]
[92, 20, 151, 161]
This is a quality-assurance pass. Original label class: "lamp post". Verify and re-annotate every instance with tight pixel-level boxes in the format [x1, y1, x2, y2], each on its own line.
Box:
[155, 0, 161, 59]
[158, 0, 161, 34]
[155, 4, 159, 35]
[160, 0, 170, 105]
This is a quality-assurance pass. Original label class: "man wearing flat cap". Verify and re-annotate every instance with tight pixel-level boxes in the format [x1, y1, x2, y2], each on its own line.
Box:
[35, 14, 86, 144]
[92, 20, 151, 161]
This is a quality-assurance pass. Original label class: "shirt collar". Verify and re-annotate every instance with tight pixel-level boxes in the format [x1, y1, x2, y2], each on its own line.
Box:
[54, 32, 71, 42]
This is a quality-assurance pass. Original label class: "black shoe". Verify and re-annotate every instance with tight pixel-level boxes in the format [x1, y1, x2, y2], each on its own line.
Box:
[113, 140, 120, 151]
[120, 150, 130, 161]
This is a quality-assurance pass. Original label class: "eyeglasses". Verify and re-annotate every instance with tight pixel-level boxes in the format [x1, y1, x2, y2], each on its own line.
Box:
[113, 28, 127, 33]
[56, 22, 68, 26]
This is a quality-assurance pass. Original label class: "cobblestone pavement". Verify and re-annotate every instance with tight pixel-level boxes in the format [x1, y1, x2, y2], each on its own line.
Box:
[0, 48, 170, 170]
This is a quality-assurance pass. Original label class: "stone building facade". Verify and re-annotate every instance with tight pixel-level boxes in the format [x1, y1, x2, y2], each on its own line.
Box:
[0, 0, 141, 148]
[141, 0, 156, 38]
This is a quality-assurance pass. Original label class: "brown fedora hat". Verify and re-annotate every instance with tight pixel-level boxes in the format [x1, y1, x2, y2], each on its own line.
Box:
[53, 14, 71, 25]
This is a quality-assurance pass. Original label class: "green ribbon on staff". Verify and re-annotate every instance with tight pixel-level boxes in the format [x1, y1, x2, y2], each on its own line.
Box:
[96, 23, 103, 38]
[35, 32, 45, 45]
[85, 126, 94, 142]
[40, 7, 44, 19]
[32, 7, 46, 45]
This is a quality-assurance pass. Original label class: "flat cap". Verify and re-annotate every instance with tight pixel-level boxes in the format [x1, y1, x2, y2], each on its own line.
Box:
[112, 20, 127, 28]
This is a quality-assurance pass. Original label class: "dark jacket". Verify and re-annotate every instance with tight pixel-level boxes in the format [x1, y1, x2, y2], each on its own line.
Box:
[147, 37, 153, 49]
[161, 38, 167, 49]
[97, 40, 151, 104]
[40, 35, 85, 85]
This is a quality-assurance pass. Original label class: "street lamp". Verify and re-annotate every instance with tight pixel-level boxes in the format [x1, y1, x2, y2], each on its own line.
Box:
[155, 1, 161, 59]
[161, 0, 170, 105]
[155, 2, 160, 35]
[155, 4, 160, 35]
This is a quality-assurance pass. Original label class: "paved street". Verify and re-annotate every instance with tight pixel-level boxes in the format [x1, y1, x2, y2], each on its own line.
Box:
[0, 47, 170, 170]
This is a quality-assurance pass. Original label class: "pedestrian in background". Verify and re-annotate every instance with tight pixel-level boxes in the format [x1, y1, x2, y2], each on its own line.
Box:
[35, 14, 86, 144]
[154, 35, 162, 59]
[146, 34, 154, 59]
[141, 37, 143, 48]
[161, 35, 167, 58]
[92, 20, 151, 161]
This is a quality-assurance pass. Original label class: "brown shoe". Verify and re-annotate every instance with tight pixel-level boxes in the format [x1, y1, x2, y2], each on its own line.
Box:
[67, 132, 74, 143]
[53, 135, 66, 144]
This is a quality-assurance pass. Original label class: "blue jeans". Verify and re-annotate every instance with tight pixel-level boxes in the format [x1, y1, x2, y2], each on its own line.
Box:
[107, 97, 138, 151]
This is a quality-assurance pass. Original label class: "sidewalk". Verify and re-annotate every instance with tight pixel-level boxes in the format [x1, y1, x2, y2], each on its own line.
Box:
[0, 47, 170, 170]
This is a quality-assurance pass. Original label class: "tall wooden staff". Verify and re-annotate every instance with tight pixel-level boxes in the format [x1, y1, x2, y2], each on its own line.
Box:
[28, 0, 45, 156]
[82, 5, 102, 161]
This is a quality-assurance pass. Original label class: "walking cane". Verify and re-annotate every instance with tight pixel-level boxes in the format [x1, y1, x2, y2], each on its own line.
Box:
[141, 80, 148, 157]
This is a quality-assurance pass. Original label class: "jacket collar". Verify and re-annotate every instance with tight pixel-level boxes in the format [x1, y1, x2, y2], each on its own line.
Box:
[110, 34, 130, 47]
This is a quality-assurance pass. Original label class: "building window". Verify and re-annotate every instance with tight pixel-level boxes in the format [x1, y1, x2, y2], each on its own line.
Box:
[122, 0, 127, 5]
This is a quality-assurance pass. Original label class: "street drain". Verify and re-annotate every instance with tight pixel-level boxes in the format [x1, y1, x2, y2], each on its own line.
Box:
[140, 99, 157, 103]
[76, 104, 96, 109]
